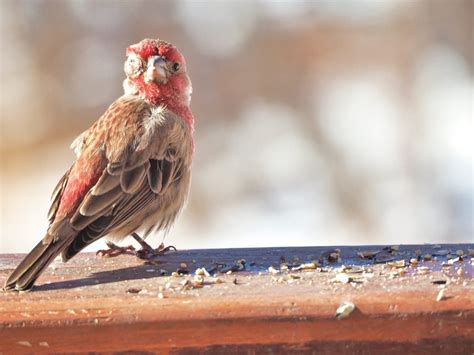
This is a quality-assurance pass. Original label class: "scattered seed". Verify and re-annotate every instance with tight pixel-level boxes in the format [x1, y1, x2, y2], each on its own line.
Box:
[336, 302, 355, 319]
[220, 260, 246, 273]
[432, 280, 447, 285]
[292, 262, 317, 271]
[180, 280, 192, 290]
[436, 288, 446, 302]
[176, 267, 189, 275]
[268, 266, 280, 275]
[195, 267, 211, 277]
[127, 288, 142, 294]
[334, 273, 351, 284]
[358, 251, 377, 259]
[375, 253, 396, 263]
[17, 341, 32, 347]
[398, 268, 407, 276]
[344, 265, 364, 274]
[39, 342, 49, 348]
[388, 272, 397, 279]
[387, 260, 405, 268]
[193, 275, 204, 285]
[418, 266, 430, 274]
[447, 257, 460, 265]
[327, 252, 340, 263]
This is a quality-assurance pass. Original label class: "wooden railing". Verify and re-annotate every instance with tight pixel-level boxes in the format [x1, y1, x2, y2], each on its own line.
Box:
[1, 244, 473, 353]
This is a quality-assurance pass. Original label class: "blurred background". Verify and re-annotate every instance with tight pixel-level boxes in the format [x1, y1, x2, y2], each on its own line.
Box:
[0, 0, 472, 253]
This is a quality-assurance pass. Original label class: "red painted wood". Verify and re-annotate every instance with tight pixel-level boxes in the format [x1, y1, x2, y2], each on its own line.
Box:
[1, 244, 473, 353]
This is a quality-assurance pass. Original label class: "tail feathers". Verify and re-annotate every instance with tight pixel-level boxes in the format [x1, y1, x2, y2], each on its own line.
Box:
[61, 215, 113, 261]
[4, 236, 68, 291]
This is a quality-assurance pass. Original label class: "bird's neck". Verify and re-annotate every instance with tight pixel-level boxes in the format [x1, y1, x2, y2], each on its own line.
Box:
[159, 100, 194, 129]
[125, 77, 194, 128]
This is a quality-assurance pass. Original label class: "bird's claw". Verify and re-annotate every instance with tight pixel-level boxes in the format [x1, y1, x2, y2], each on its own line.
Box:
[96, 235, 176, 260]
[130, 232, 176, 260]
[136, 242, 177, 260]
[96, 241, 136, 257]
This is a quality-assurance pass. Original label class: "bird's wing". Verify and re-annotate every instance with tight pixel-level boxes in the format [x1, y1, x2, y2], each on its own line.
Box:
[47, 167, 71, 224]
[45, 96, 191, 261]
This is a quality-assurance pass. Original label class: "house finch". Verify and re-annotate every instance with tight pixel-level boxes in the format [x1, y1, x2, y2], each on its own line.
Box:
[4, 38, 194, 291]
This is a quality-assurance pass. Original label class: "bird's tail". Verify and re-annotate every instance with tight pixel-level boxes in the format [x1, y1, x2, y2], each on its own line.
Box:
[4, 236, 68, 292]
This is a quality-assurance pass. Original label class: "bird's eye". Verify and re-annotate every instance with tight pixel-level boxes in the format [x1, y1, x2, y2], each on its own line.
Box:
[172, 62, 180, 72]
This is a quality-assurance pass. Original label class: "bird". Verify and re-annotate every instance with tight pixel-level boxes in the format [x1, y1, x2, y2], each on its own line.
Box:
[4, 38, 195, 291]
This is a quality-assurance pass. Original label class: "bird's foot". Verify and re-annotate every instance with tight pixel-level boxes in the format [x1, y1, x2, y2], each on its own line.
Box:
[131, 233, 177, 260]
[96, 241, 136, 257]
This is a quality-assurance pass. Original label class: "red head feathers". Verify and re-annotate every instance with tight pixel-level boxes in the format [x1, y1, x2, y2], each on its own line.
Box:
[123, 39, 193, 126]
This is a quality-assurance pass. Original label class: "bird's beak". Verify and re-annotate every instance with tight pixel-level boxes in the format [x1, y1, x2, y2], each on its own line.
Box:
[144, 56, 168, 84]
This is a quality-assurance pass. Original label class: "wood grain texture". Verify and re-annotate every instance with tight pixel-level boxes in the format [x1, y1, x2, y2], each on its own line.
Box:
[1, 244, 473, 353]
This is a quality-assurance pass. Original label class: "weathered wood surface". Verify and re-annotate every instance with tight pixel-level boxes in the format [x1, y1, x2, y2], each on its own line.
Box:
[0, 244, 473, 353]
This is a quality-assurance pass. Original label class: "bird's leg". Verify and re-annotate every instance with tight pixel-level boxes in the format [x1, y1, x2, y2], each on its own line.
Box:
[96, 241, 136, 257]
[131, 233, 177, 260]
